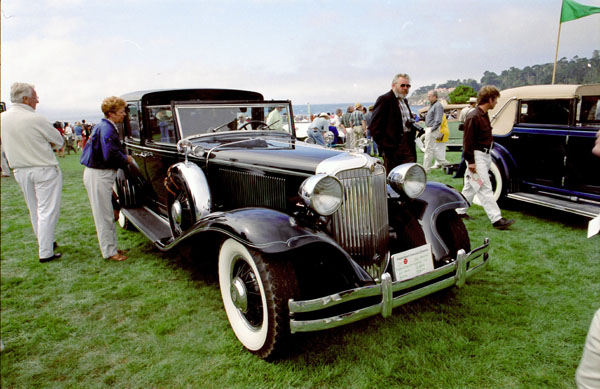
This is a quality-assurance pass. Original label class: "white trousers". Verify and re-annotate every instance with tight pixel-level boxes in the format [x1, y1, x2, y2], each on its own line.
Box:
[423, 127, 449, 170]
[83, 167, 118, 258]
[456, 150, 502, 223]
[13, 166, 62, 258]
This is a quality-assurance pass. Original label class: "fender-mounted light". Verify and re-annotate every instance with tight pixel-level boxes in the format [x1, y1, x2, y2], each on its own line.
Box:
[299, 174, 343, 216]
[388, 163, 427, 198]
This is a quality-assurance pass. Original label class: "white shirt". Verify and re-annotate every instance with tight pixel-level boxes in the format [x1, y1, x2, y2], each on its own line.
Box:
[266, 109, 283, 130]
[1, 103, 64, 168]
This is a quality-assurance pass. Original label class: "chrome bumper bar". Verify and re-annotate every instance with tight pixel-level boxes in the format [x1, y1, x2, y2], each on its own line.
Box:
[289, 238, 490, 333]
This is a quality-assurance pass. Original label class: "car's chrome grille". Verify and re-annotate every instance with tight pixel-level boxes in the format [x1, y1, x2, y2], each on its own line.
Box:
[331, 165, 389, 279]
[218, 168, 286, 211]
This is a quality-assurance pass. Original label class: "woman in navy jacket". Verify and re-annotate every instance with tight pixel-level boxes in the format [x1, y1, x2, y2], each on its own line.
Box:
[81, 96, 132, 261]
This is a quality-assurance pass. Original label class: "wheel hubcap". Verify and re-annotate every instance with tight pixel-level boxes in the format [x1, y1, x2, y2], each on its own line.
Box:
[231, 276, 248, 313]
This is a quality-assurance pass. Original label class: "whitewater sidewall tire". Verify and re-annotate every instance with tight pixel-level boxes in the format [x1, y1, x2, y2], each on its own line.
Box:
[117, 210, 134, 231]
[218, 238, 295, 359]
[471, 160, 503, 206]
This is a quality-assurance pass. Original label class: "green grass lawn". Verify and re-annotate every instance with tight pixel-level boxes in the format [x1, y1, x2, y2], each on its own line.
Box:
[1, 151, 599, 388]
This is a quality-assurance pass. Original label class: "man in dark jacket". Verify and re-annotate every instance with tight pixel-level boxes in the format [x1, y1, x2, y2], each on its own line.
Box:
[370, 73, 419, 172]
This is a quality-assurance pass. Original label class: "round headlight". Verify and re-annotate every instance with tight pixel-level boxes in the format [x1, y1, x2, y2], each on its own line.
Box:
[299, 174, 343, 215]
[388, 163, 427, 198]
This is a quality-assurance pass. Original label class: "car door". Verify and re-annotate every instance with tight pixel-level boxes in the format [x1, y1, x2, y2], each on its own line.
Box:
[564, 95, 600, 197]
[140, 105, 181, 216]
[124, 101, 152, 203]
[507, 99, 572, 189]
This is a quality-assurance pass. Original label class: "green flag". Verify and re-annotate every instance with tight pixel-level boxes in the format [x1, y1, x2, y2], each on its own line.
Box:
[560, 0, 600, 22]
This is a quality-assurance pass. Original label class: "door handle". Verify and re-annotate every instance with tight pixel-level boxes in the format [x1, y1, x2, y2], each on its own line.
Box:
[133, 151, 154, 157]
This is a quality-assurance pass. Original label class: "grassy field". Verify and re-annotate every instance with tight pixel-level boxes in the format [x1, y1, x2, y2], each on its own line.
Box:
[1, 150, 599, 388]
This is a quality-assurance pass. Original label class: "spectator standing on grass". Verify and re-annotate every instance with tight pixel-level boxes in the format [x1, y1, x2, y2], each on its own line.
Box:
[54, 121, 66, 158]
[423, 90, 444, 172]
[333, 108, 346, 142]
[341, 105, 354, 145]
[81, 96, 133, 262]
[348, 102, 366, 149]
[455, 86, 515, 230]
[74, 122, 83, 150]
[370, 73, 419, 172]
[0, 82, 64, 263]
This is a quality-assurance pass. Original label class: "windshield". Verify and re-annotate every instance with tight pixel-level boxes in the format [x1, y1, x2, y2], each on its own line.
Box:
[174, 102, 293, 139]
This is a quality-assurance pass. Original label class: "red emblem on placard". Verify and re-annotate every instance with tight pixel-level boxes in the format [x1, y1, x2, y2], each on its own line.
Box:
[403, 258, 408, 264]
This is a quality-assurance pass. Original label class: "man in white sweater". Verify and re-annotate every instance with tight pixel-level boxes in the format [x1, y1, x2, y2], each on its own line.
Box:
[1, 82, 64, 262]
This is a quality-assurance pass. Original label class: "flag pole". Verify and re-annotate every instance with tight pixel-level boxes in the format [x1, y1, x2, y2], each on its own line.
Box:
[552, 13, 563, 84]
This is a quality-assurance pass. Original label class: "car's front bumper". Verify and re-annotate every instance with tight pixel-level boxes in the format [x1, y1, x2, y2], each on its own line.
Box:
[288, 238, 490, 333]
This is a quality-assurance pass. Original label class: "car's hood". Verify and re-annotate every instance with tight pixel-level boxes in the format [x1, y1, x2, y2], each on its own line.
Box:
[199, 137, 371, 176]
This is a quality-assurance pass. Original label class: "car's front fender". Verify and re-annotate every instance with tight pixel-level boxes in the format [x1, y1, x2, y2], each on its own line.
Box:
[417, 182, 469, 260]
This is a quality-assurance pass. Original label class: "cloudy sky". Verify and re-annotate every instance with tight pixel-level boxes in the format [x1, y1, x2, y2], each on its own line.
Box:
[1, 0, 599, 121]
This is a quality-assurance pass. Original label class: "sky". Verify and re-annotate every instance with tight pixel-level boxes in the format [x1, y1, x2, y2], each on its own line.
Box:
[1, 0, 599, 122]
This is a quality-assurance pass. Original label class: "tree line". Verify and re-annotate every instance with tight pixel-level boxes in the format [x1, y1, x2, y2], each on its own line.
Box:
[412, 50, 600, 99]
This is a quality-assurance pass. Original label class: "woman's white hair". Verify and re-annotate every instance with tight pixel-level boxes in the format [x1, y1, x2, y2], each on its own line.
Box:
[10, 82, 35, 103]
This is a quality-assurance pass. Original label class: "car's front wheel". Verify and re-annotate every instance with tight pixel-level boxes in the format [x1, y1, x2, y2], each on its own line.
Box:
[218, 238, 297, 359]
[166, 175, 196, 238]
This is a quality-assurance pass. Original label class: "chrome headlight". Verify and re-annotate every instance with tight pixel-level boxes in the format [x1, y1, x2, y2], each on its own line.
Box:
[388, 163, 427, 198]
[299, 174, 343, 215]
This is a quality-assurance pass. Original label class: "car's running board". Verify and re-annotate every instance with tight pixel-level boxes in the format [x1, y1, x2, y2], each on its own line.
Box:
[507, 192, 600, 218]
[121, 207, 173, 245]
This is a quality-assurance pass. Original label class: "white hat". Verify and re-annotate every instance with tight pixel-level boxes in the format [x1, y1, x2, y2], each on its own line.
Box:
[319, 112, 329, 118]
[468, 97, 477, 104]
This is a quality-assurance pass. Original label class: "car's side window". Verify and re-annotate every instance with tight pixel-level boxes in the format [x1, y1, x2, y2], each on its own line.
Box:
[147, 106, 177, 144]
[519, 99, 572, 126]
[127, 103, 141, 139]
[579, 96, 600, 126]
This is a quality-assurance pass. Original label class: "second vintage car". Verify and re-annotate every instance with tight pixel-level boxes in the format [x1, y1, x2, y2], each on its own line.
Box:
[114, 88, 491, 359]
[487, 84, 600, 217]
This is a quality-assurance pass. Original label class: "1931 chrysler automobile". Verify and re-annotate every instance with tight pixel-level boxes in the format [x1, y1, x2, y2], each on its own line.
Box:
[114, 89, 490, 359]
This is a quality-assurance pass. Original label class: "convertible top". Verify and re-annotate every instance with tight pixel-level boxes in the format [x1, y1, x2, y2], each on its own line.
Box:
[490, 84, 600, 135]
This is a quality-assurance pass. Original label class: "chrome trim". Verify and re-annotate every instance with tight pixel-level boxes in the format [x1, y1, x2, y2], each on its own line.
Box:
[490, 96, 517, 124]
[331, 164, 389, 278]
[169, 162, 211, 221]
[289, 238, 490, 333]
[315, 152, 376, 176]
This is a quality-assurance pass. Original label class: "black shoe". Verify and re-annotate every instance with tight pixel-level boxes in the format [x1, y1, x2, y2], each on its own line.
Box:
[40, 253, 61, 263]
[493, 218, 515, 230]
[458, 213, 473, 220]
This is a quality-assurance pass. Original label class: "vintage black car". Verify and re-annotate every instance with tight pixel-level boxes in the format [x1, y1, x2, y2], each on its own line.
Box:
[487, 84, 600, 217]
[114, 89, 490, 359]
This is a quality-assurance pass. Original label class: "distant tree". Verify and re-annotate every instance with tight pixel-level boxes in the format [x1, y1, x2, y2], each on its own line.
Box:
[448, 85, 477, 104]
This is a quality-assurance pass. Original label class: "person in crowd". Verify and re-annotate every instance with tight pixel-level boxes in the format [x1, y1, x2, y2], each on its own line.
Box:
[455, 86, 515, 230]
[307, 112, 330, 146]
[332, 108, 346, 143]
[423, 90, 444, 172]
[453, 96, 477, 178]
[74, 121, 83, 150]
[266, 106, 284, 131]
[348, 102, 366, 149]
[364, 105, 378, 156]
[63, 122, 77, 154]
[81, 96, 133, 261]
[576, 308, 600, 388]
[81, 119, 90, 148]
[1, 82, 64, 262]
[341, 105, 354, 145]
[431, 112, 450, 169]
[54, 121, 66, 157]
[370, 73, 419, 172]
